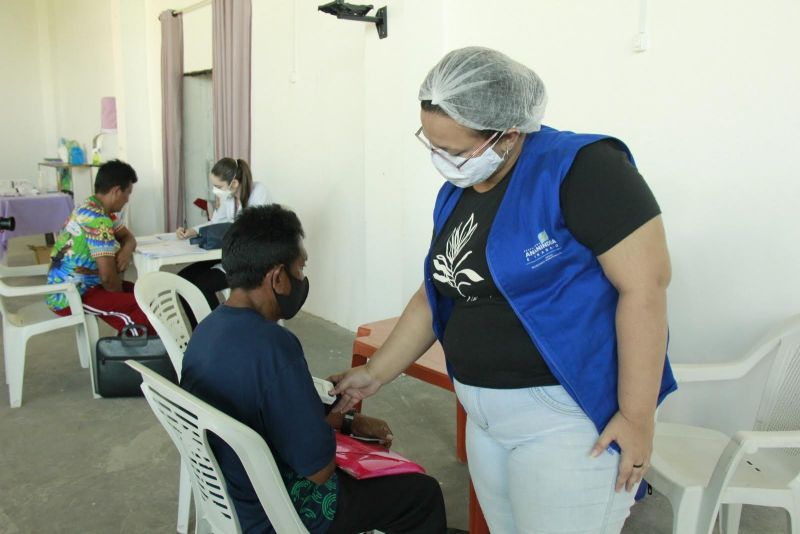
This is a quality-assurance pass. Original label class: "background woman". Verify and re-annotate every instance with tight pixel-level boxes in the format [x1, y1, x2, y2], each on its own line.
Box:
[176, 158, 270, 316]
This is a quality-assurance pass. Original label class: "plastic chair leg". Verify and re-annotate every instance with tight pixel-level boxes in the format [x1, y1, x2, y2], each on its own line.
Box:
[670, 491, 702, 534]
[176, 460, 192, 534]
[84, 315, 101, 399]
[6, 331, 29, 408]
[195, 517, 212, 534]
[75, 323, 90, 369]
[720, 503, 742, 534]
[3, 318, 10, 385]
[788, 496, 800, 534]
[85, 314, 99, 359]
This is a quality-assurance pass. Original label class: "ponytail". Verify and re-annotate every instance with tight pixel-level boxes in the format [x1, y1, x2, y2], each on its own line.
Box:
[236, 159, 253, 207]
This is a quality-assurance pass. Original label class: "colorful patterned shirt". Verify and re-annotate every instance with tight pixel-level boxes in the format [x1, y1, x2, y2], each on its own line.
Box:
[46, 196, 122, 311]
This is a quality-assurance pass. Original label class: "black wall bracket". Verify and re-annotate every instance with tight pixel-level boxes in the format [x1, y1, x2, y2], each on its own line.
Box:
[318, 2, 388, 39]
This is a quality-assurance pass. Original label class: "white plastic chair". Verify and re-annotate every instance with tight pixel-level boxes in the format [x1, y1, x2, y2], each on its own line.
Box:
[127, 359, 309, 534]
[134, 271, 212, 534]
[134, 271, 211, 376]
[0, 264, 96, 406]
[648, 314, 800, 534]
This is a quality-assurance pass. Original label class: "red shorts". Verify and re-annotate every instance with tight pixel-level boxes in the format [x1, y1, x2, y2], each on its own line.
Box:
[54, 281, 154, 336]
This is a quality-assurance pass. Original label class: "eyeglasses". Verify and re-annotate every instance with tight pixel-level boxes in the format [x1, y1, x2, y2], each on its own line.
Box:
[414, 126, 502, 171]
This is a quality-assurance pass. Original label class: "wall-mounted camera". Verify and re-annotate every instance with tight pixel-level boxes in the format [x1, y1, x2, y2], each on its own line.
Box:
[318, 0, 388, 39]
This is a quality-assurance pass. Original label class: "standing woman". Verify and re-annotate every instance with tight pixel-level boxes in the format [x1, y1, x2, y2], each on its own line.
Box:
[331, 47, 677, 533]
[176, 158, 270, 314]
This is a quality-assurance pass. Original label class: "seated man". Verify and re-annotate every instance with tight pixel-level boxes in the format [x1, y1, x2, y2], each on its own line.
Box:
[181, 205, 447, 534]
[47, 159, 153, 335]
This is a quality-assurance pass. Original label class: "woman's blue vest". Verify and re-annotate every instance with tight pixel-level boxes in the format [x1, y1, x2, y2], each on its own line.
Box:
[423, 126, 677, 435]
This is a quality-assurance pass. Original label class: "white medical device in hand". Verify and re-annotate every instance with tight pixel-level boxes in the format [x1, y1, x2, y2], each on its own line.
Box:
[313, 377, 337, 405]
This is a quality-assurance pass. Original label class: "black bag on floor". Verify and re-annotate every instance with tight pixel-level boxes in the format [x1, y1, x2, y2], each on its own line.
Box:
[94, 325, 178, 398]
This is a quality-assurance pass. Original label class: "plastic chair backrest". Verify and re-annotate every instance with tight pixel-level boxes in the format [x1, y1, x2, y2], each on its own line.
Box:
[134, 272, 211, 377]
[128, 360, 308, 534]
[752, 315, 800, 459]
[0, 264, 51, 315]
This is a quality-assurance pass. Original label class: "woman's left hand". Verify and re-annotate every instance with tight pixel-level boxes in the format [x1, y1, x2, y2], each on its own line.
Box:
[591, 411, 654, 492]
[352, 415, 394, 449]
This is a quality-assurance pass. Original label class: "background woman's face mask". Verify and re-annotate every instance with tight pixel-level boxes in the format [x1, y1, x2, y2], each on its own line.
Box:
[212, 186, 232, 199]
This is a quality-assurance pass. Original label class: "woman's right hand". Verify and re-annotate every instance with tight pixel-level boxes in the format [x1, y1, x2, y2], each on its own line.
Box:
[329, 365, 383, 413]
[328, 284, 435, 413]
[176, 227, 197, 239]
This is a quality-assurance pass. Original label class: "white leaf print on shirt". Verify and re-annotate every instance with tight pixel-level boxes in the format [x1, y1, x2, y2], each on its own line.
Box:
[433, 213, 485, 297]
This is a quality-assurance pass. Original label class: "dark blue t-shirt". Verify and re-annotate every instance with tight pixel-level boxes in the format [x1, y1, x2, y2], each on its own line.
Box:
[181, 305, 338, 533]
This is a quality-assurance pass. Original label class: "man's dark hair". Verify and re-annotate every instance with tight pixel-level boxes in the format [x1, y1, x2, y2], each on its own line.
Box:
[222, 204, 305, 290]
[94, 159, 138, 194]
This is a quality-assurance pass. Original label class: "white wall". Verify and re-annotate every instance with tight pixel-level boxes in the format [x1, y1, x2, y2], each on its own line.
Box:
[20, 0, 213, 235]
[362, 1, 448, 321]
[111, 0, 162, 234]
[250, 0, 368, 330]
[0, 0, 174, 232]
[44, 0, 117, 201]
[0, 1, 50, 183]
[183, 5, 212, 73]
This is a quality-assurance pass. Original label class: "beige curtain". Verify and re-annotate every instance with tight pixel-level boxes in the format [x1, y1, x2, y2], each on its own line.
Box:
[160, 10, 185, 232]
[212, 0, 252, 162]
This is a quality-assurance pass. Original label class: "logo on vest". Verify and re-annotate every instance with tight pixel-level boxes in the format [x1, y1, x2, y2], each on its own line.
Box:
[524, 230, 562, 269]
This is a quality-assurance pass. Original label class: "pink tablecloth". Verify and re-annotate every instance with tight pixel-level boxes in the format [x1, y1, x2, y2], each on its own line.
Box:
[0, 193, 74, 260]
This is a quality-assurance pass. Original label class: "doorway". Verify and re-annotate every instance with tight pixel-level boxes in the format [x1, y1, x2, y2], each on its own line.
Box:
[182, 70, 213, 228]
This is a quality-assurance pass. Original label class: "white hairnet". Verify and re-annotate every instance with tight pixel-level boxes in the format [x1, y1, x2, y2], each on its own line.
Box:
[418, 47, 547, 133]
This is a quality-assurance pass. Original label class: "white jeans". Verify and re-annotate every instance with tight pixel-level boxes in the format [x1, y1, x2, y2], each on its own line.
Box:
[453, 379, 637, 534]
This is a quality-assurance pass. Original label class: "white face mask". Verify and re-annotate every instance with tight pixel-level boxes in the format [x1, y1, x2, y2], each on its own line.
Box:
[431, 135, 506, 188]
[212, 186, 232, 199]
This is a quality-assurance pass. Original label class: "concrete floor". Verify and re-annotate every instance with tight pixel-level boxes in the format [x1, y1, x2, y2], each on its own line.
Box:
[0, 242, 790, 533]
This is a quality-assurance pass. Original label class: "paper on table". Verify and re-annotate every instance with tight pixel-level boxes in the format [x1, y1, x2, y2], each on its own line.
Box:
[136, 233, 182, 246]
[155, 233, 179, 241]
[136, 241, 210, 258]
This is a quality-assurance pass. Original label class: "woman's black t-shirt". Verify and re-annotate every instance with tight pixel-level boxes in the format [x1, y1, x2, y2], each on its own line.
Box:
[430, 139, 661, 388]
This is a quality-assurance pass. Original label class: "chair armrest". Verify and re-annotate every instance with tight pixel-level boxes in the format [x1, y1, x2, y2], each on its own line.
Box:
[0, 281, 76, 298]
[672, 360, 757, 384]
[0, 280, 84, 313]
[0, 264, 49, 278]
[733, 430, 800, 453]
[672, 335, 782, 385]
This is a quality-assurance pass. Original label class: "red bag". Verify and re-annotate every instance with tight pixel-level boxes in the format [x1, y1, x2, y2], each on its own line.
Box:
[335, 432, 426, 480]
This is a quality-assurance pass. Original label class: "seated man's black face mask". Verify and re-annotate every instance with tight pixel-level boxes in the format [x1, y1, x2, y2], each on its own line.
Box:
[274, 267, 309, 320]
